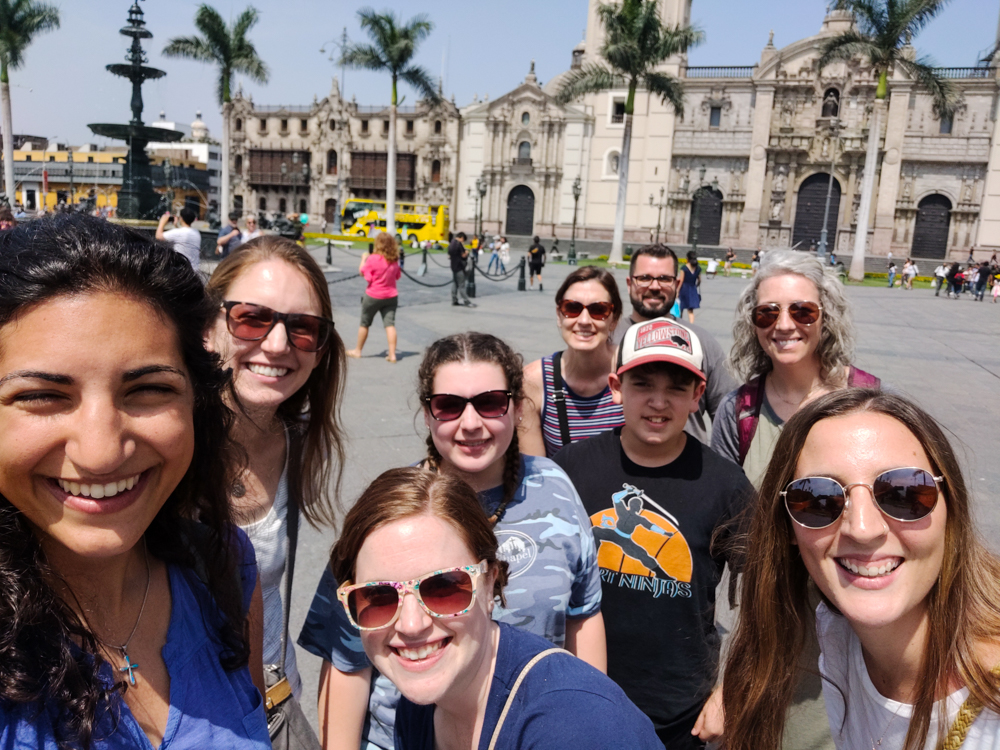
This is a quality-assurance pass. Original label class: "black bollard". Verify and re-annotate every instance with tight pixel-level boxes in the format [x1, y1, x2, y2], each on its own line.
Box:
[419, 245, 428, 276]
[517, 256, 526, 292]
[466, 256, 477, 298]
[326, 239, 332, 266]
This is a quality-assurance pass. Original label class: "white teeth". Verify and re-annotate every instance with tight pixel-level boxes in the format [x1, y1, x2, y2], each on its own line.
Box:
[57, 473, 141, 499]
[839, 559, 901, 577]
[248, 364, 289, 378]
[396, 641, 446, 661]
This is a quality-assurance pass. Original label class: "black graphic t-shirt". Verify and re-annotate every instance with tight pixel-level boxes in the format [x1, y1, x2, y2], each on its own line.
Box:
[553, 428, 753, 732]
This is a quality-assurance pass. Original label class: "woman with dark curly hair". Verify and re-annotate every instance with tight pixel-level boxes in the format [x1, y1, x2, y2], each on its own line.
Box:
[299, 332, 605, 750]
[329, 467, 659, 750]
[0, 215, 269, 748]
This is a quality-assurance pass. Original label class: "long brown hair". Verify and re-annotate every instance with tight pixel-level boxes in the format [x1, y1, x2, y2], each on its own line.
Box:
[723, 388, 1000, 750]
[417, 333, 524, 522]
[373, 231, 400, 263]
[330, 467, 509, 603]
[206, 236, 347, 528]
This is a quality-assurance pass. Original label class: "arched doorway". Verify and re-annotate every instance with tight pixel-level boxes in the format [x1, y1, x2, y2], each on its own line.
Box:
[687, 188, 723, 246]
[325, 198, 338, 225]
[792, 173, 841, 250]
[505, 185, 535, 236]
[911, 194, 951, 258]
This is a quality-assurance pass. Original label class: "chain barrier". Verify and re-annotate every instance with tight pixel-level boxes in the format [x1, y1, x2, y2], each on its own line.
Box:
[474, 259, 521, 282]
[400, 266, 455, 288]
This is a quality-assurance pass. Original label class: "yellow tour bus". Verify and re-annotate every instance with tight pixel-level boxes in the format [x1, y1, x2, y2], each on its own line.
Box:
[341, 200, 450, 244]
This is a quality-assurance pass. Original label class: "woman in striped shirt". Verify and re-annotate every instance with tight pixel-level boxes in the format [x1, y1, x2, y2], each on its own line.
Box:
[521, 266, 624, 458]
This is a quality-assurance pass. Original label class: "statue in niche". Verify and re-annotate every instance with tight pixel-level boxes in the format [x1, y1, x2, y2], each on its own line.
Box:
[851, 199, 860, 224]
[822, 138, 830, 159]
[771, 199, 784, 221]
[781, 99, 795, 127]
[772, 168, 787, 193]
[902, 181, 912, 200]
[822, 89, 840, 118]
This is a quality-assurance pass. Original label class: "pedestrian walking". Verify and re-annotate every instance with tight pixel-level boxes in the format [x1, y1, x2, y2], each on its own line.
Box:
[886, 261, 897, 288]
[724, 247, 736, 276]
[992, 274, 1000, 303]
[521, 266, 624, 457]
[528, 235, 546, 290]
[946, 261, 961, 298]
[487, 235, 502, 273]
[751, 248, 761, 276]
[448, 231, 475, 307]
[975, 260, 991, 301]
[500, 235, 511, 270]
[205, 236, 346, 748]
[677, 250, 701, 323]
[156, 207, 202, 269]
[346, 232, 402, 362]
[902, 258, 918, 290]
[934, 262, 948, 296]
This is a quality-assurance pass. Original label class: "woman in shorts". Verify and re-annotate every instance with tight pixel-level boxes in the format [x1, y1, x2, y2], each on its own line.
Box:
[347, 231, 402, 362]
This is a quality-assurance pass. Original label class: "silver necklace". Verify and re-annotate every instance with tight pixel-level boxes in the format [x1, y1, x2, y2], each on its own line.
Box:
[870, 702, 902, 750]
[96, 538, 151, 687]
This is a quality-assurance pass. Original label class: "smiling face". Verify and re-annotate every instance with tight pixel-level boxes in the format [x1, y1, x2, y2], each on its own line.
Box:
[424, 361, 520, 491]
[557, 279, 616, 352]
[627, 254, 681, 319]
[610, 364, 705, 449]
[754, 273, 823, 369]
[355, 513, 498, 708]
[791, 412, 947, 635]
[206, 259, 322, 412]
[0, 292, 195, 559]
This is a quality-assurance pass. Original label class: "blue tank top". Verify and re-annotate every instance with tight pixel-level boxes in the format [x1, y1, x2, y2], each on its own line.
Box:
[540, 352, 624, 458]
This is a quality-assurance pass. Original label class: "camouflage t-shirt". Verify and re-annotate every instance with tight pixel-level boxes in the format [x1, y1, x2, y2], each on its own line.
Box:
[296, 454, 602, 750]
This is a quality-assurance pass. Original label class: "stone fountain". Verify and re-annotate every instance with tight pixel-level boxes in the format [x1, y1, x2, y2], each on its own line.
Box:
[89, 1, 183, 219]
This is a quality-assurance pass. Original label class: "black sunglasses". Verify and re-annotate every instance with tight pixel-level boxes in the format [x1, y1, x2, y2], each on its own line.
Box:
[782, 467, 942, 529]
[424, 390, 512, 421]
[222, 301, 334, 353]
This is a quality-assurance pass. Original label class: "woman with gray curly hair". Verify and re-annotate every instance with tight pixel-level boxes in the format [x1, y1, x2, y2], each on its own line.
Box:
[710, 250, 880, 488]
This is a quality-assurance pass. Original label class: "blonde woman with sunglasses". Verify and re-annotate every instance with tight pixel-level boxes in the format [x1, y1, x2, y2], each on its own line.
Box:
[299, 332, 606, 750]
[724, 389, 1000, 750]
[329, 468, 659, 750]
[521, 266, 624, 458]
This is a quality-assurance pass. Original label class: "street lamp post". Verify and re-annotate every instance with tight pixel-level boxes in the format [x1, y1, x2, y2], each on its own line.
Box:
[649, 185, 666, 244]
[67, 146, 74, 208]
[817, 118, 841, 264]
[477, 176, 487, 243]
[569, 175, 582, 265]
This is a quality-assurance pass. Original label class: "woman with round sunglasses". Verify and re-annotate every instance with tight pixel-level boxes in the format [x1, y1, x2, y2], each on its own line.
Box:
[521, 266, 624, 458]
[723, 388, 1000, 750]
[0, 215, 269, 748]
[347, 231, 402, 363]
[205, 236, 346, 733]
[331, 467, 660, 750]
[298, 332, 605, 750]
[711, 250, 878, 489]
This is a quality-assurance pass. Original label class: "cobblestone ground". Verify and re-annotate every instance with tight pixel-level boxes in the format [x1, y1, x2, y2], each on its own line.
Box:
[291, 247, 1000, 729]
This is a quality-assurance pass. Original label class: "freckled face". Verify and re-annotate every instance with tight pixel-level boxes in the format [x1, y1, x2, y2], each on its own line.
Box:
[0, 293, 195, 559]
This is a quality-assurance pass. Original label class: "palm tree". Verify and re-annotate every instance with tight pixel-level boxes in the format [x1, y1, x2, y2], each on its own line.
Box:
[555, 0, 702, 264]
[819, 0, 957, 281]
[0, 0, 59, 205]
[340, 8, 441, 237]
[163, 5, 268, 217]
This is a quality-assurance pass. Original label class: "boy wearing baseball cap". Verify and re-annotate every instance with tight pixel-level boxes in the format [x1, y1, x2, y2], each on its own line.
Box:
[553, 318, 752, 750]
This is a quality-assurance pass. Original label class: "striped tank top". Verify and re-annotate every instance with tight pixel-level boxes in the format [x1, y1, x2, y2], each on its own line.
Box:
[540, 351, 624, 458]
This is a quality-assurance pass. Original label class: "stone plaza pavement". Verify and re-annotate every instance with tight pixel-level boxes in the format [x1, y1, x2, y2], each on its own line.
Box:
[291, 246, 1000, 728]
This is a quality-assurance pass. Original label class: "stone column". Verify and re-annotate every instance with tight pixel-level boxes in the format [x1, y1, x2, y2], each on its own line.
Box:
[976, 69, 1000, 249]
[740, 84, 775, 246]
[872, 85, 910, 254]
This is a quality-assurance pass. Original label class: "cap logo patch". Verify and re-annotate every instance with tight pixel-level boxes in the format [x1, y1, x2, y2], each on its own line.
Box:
[634, 320, 693, 354]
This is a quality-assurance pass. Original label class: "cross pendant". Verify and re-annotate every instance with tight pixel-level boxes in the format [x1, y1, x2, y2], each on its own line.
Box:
[119, 650, 140, 686]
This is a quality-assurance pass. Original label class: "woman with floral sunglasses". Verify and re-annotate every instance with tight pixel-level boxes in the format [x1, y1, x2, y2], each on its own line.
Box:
[299, 332, 606, 750]
[521, 266, 624, 458]
[724, 388, 1000, 750]
[330, 468, 659, 750]
[205, 236, 347, 745]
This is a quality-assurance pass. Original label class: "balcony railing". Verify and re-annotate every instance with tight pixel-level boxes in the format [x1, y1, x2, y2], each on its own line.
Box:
[611, 112, 624, 124]
[512, 157, 533, 167]
[248, 170, 312, 186]
[684, 65, 755, 78]
[933, 67, 994, 79]
[254, 104, 314, 113]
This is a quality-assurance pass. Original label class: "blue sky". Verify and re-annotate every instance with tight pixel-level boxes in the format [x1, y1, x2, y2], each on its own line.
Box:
[12, 0, 999, 146]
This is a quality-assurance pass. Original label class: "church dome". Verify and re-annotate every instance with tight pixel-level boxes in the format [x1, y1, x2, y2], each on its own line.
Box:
[191, 111, 208, 141]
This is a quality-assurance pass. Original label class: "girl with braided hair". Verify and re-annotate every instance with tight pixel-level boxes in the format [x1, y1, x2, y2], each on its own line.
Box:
[299, 332, 605, 750]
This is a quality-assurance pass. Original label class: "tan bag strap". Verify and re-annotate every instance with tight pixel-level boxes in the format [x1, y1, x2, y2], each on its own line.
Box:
[486, 648, 571, 750]
[939, 665, 1000, 750]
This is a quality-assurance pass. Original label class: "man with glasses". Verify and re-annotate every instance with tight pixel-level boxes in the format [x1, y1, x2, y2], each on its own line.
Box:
[615, 244, 734, 444]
